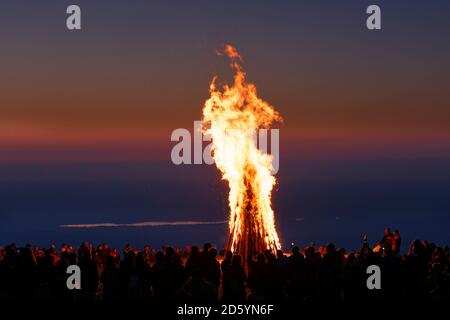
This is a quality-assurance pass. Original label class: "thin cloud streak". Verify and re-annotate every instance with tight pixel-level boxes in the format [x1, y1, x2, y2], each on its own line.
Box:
[60, 220, 227, 228]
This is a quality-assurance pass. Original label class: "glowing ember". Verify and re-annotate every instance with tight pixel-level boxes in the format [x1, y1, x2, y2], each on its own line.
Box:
[202, 45, 282, 264]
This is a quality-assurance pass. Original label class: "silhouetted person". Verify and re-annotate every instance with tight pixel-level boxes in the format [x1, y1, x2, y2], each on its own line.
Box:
[54, 254, 71, 300]
[319, 243, 341, 301]
[381, 227, 393, 252]
[167, 253, 188, 298]
[286, 246, 305, 300]
[392, 230, 401, 255]
[127, 253, 149, 299]
[181, 268, 216, 301]
[78, 248, 99, 300]
[16, 245, 37, 299]
[403, 240, 427, 299]
[200, 243, 212, 270]
[248, 253, 267, 300]
[265, 253, 285, 299]
[342, 252, 363, 301]
[221, 251, 232, 272]
[222, 255, 247, 300]
[186, 246, 201, 278]
[204, 248, 220, 292]
[304, 246, 320, 301]
[151, 251, 170, 299]
[102, 255, 120, 300]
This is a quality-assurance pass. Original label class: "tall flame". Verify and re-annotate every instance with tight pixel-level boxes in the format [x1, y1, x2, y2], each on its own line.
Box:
[202, 45, 282, 263]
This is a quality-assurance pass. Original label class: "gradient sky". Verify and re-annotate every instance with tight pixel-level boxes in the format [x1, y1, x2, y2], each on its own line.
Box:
[1, 1, 449, 249]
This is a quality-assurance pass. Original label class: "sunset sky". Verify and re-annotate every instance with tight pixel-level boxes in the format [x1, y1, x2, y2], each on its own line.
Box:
[1, 1, 449, 249]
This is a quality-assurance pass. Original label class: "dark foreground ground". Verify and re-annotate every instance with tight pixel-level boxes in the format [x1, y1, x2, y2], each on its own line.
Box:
[1, 229, 449, 302]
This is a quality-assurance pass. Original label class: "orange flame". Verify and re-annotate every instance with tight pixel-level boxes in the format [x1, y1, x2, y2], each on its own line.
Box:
[202, 45, 282, 262]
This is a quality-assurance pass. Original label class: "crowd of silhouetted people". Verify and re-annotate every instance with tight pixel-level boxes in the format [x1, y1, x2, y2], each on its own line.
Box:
[0, 228, 449, 301]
